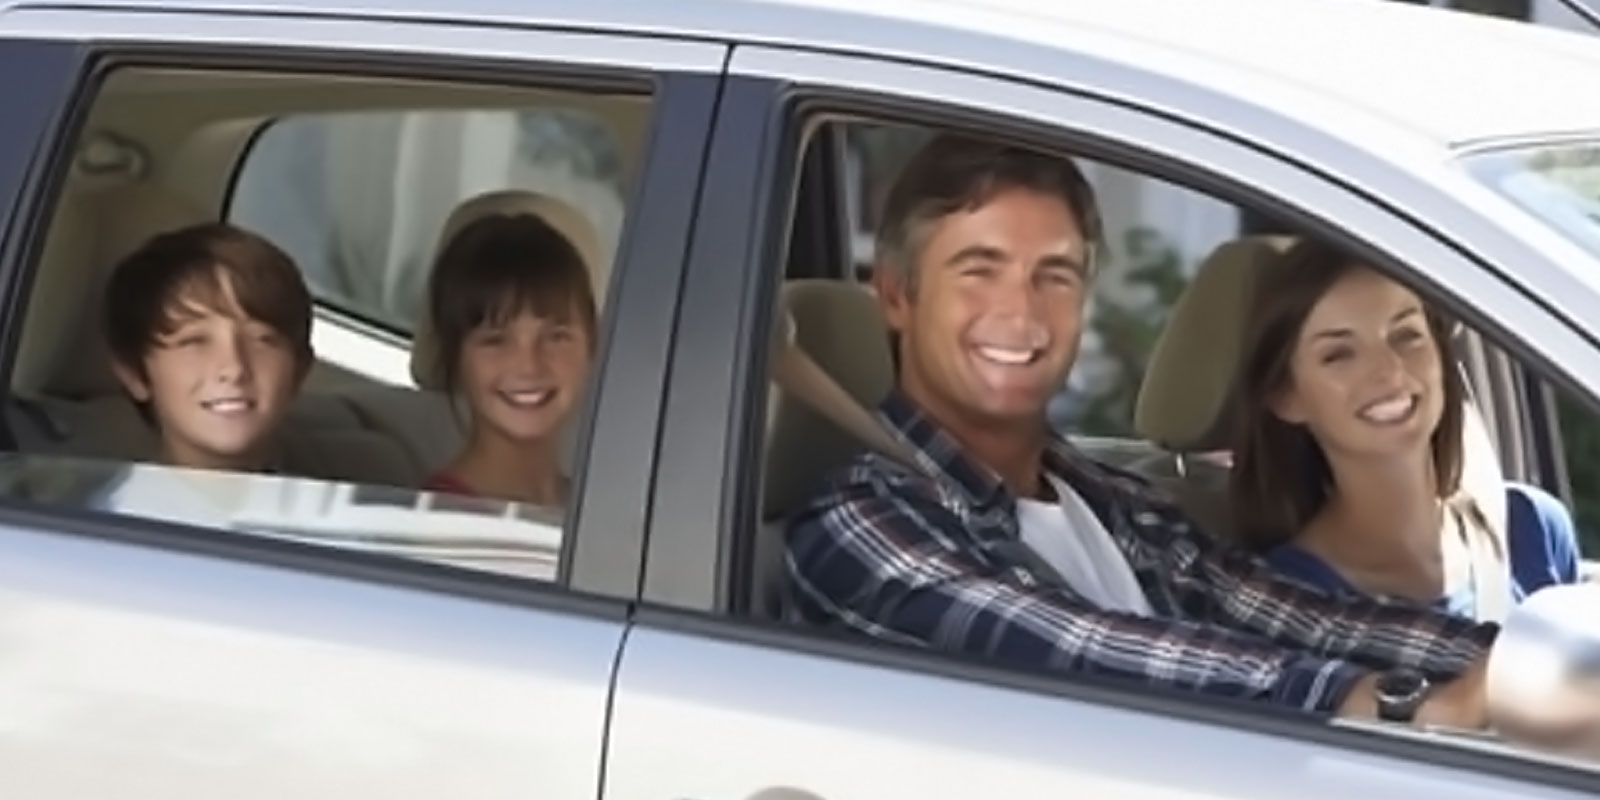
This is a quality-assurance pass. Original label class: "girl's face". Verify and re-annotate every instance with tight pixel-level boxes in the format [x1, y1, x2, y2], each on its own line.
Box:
[458, 305, 592, 447]
[1272, 267, 1445, 463]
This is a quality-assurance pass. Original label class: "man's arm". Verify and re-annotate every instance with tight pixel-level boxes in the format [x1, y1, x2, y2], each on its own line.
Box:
[1184, 536, 1495, 678]
[786, 474, 1371, 714]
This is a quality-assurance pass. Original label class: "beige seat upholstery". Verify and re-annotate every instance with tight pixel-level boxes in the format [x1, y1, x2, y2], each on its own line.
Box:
[1135, 236, 1509, 549]
[1136, 237, 1293, 455]
[1131, 237, 1293, 537]
[754, 279, 896, 616]
[762, 281, 896, 518]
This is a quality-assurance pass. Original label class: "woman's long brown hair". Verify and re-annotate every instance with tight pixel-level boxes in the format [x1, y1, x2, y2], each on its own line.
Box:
[1228, 239, 1464, 550]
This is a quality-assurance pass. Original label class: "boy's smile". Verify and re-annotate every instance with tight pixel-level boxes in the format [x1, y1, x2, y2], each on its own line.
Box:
[113, 271, 303, 471]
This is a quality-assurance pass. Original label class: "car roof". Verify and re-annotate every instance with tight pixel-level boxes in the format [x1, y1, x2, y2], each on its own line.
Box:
[9, 0, 1600, 149]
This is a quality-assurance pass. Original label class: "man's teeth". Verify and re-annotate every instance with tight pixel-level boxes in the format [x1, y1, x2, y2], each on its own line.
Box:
[1360, 395, 1416, 423]
[976, 346, 1037, 365]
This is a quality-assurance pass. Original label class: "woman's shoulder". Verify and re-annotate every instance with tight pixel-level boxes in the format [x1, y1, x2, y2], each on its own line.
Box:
[1504, 481, 1582, 587]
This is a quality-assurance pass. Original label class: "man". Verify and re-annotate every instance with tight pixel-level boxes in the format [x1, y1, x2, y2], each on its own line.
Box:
[786, 134, 1492, 725]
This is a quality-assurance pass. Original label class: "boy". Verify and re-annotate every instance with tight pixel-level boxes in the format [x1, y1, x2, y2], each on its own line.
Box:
[104, 222, 314, 473]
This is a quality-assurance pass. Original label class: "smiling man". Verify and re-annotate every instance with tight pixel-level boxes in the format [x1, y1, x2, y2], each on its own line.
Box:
[785, 133, 1498, 726]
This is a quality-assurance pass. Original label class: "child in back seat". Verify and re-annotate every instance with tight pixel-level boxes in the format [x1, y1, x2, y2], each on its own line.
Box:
[423, 211, 598, 507]
[103, 222, 314, 473]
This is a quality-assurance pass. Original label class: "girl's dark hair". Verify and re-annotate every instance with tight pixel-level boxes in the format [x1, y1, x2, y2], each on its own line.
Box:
[428, 213, 597, 392]
[1229, 239, 1464, 549]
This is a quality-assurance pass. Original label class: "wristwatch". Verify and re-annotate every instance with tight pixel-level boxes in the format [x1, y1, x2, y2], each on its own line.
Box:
[1375, 668, 1432, 722]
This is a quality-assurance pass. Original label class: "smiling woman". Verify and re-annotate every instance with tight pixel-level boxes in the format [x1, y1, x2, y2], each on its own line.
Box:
[1229, 239, 1583, 620]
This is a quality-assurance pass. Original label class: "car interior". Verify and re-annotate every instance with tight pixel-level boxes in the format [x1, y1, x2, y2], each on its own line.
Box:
[0, 63, 1556, 600]
[749, 127, 1522, 620]
[8, 66, 646, 492]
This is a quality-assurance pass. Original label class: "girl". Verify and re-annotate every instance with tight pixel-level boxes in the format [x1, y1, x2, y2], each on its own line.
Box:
[423, 211, 598, 507]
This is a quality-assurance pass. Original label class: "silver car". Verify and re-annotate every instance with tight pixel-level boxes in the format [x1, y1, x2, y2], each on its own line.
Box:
[4, 0, 1600, 797]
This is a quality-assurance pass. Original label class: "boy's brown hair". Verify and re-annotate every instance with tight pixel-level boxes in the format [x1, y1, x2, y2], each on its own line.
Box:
[103, 222, 315, 378]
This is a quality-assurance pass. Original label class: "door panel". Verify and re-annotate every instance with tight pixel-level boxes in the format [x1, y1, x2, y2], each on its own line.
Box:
[606, 624, 1592, 799]
[0, 520, 623, 799]
[0, 17, 729, 799]
[622, 42, 1600, 799]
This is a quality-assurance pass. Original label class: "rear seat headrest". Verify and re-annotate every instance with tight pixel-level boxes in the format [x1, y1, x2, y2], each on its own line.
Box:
[1134, 236, 1294, 453]
[410, 190, 607, 390]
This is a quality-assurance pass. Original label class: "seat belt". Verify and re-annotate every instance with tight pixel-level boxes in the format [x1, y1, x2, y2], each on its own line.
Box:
[768, 311, 925, 475]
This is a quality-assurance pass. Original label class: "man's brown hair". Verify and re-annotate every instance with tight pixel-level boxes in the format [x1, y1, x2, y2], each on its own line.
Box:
[874, 133, 1103, 292]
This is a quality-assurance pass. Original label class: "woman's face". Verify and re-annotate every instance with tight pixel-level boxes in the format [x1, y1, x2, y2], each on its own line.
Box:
[1272, 266, 1445, 463]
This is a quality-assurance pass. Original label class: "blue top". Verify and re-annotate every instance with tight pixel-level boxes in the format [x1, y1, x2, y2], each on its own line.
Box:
[1264, 483, 1582, 617]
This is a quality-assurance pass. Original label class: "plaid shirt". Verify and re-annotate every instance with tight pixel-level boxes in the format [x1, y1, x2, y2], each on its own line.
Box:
[786, 392, 1496, 713]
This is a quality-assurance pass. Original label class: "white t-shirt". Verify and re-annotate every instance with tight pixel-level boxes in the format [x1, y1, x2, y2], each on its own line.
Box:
[1015, 472, 1154, 616]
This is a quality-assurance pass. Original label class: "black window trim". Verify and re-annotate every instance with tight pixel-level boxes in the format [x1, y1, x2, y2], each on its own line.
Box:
[0, 35, 726, 605]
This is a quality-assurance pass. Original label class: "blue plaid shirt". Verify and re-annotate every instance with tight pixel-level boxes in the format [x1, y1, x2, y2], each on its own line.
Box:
[786, 392, 1496, 713]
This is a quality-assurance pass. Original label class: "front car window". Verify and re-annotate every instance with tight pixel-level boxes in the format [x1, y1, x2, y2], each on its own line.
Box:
[1465, 140, 1600, 260]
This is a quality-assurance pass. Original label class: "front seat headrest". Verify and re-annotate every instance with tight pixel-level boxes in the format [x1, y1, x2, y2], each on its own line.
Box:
[1135, 236, 1294, 452]
[762, 280, 896, 519]
[410, 190, 606, 390]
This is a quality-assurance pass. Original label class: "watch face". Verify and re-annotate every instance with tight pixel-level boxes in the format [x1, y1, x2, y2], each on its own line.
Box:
[1377, 669, 1427, 700]
[1376, 668, 1430, 722]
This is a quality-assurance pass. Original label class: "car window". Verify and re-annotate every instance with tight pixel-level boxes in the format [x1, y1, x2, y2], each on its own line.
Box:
[838, 121, 1246, 439]
[0, 453, 562, 578]
[1462, 140, 1600, 261]
[7, 64, 657, 584]
[230, 108, 629, 339]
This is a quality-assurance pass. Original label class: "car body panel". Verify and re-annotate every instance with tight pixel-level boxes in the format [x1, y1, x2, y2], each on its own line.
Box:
[2, 1, 1600, 798]
[18, 0, 1600, 148]
[605, 620, 1600, 799]
[0, 518, 625, 799]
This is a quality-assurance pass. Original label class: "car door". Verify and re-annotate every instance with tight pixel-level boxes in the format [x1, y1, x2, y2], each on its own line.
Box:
[0, 6, 722, 798]
[602, 44, 1600, 799]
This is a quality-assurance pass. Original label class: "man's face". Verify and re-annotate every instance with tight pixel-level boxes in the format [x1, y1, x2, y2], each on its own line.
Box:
[879, 186, 1090, 431]
[114, 273, 305, 471]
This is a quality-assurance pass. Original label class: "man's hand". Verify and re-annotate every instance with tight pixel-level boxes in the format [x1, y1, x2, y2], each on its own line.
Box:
[1413, 654, 1489, 729]
[1336, 654, 1490, 729]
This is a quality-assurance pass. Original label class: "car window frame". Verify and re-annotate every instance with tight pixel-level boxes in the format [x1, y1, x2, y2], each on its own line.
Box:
[0, 9, 727, 606]
[640, 43, 1600, 791]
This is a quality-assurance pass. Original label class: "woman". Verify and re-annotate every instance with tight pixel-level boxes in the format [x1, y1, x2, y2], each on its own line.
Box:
[1229, 239, 1580, 620]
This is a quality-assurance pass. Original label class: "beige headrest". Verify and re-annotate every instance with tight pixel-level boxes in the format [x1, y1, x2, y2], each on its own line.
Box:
[1135, 236, 1294, 452]
[29, 182, 209, 399]
[762, 280, 896, 518]
[410, 190, 606, 390]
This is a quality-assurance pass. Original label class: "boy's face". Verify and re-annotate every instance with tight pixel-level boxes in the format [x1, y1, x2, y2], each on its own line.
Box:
[459, 306, 592, 447]
[113, 272, 305, 471]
